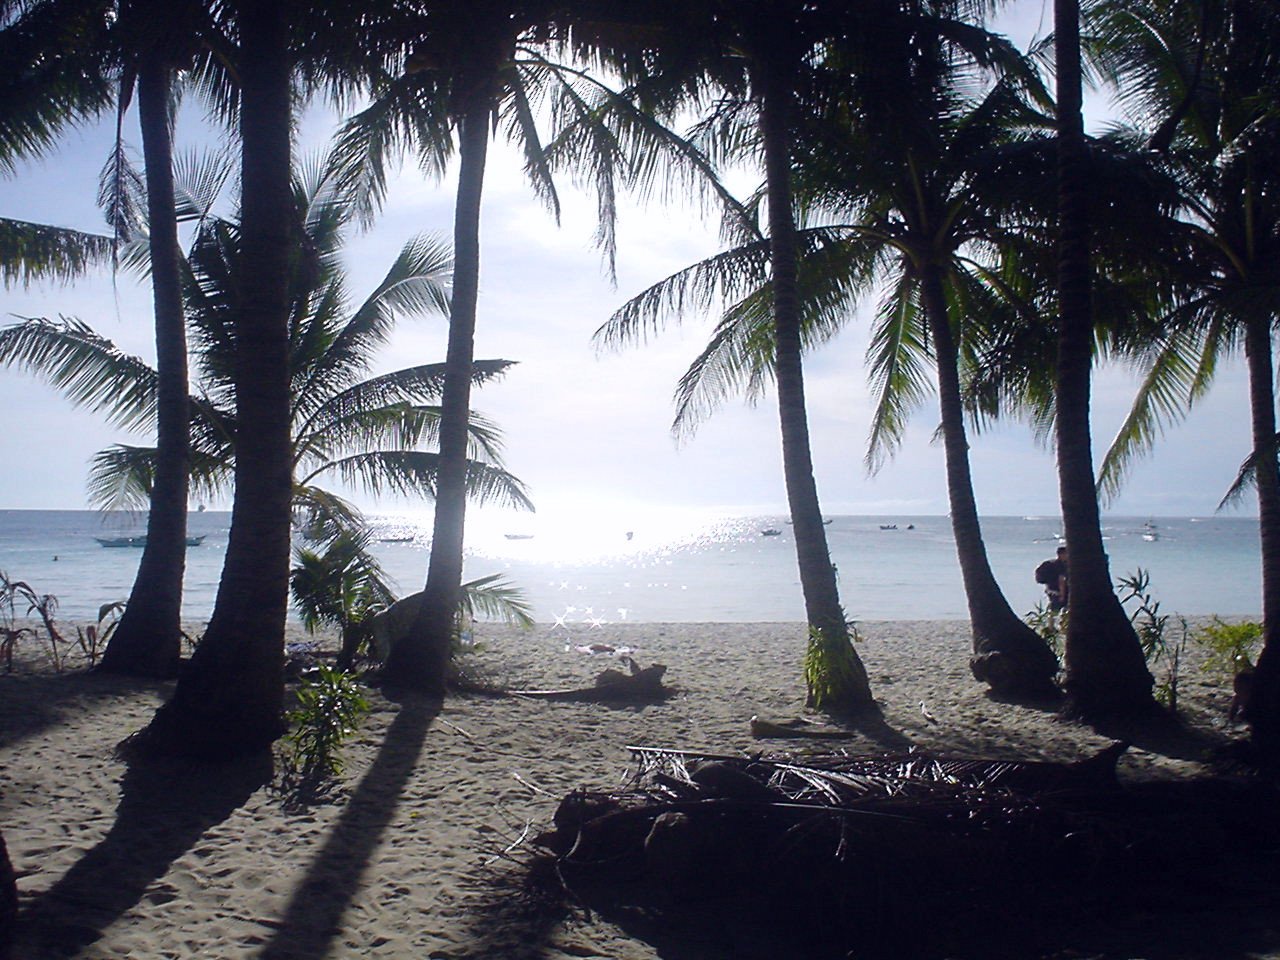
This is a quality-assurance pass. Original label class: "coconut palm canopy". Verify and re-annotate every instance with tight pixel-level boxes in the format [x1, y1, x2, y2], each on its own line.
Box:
[0, 152, 534, 517]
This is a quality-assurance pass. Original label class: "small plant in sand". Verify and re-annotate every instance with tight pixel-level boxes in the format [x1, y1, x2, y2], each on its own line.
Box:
[0, 572, 35, 673]
[0, 572, 69, 671]
[280, 664, 369, 803]
[74, 601, 126, 668]
[1116, 568, 1187, 711]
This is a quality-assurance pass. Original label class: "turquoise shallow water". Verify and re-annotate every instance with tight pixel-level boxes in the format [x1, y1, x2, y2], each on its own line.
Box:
[0, 510, 1262, 624]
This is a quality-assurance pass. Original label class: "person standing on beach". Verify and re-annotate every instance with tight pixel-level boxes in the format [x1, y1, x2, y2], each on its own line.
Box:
[1035, 546, 1068, 611]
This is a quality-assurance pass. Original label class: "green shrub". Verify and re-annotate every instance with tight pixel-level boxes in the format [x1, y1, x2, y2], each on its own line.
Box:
[1024, 602, 1065, 657]
[281, 664, 369, 802]
[1193, 617, 1263, 677]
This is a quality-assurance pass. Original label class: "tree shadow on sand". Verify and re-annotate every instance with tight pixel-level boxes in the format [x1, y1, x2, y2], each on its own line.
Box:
[846, 711, 914, 751]
[254, 692, 440, 960]
[0, 671, 171, 753]
[1082, 708, 1234, 764]
[12, 750, 271, 958]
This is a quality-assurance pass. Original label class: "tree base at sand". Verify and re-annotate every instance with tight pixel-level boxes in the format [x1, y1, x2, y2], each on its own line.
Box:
[969, 626, 1061, 701]
[803, 625, 877, 716]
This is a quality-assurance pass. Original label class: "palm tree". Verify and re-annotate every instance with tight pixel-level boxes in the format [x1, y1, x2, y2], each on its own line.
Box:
[1052, 0, 1155, 722]
[1, 0, 219, 677]
[332, 1, 621, 694]
[291, 525, 398, 669]
[586, 0, 880, 714]
[105, 0, 292, 758]
[1090, 0, 1280, 753]
[803, 4, 1058, 698]
[0, 159, 532, 539]
[98, 0, 209, 677]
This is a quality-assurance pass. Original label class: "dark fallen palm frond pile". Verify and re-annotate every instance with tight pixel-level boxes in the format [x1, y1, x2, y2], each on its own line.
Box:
[527, 745, 1280, 960]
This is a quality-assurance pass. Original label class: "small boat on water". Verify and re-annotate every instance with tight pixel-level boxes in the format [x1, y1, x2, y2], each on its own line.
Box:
[96, 535, 206, 548]
[761, 528, 782, 536]
[504, 533, 535, 540]
[1142, 520, 1160, 542]
[880, 524, 898, 531]
[378, 536, 416, 543]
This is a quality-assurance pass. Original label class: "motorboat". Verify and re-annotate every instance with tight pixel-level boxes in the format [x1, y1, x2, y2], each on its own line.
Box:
[879, 523, 898, 531]
[761, 528, 782, 536]
[504, 533, 535, 540]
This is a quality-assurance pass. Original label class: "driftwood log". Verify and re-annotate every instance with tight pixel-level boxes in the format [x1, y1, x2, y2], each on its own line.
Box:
[507, 661, 669, 703]
[748, 715, 854, 739]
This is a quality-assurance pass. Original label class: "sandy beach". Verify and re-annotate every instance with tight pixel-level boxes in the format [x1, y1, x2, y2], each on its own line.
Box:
[0, 619, 1265, 959]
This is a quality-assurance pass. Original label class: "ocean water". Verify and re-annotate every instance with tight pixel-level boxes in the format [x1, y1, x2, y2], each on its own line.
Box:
[0, 510, 1263, 625]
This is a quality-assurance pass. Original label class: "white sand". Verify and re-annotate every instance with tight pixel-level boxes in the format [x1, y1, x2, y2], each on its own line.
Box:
[0, 619, 1241, 959]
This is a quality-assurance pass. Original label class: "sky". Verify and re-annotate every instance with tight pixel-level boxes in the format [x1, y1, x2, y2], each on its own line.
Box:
[0, 1, 1257, 523]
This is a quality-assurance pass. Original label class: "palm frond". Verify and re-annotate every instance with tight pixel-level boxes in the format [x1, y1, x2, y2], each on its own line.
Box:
[357, 232, 453, 322]
[329, 72, 453, 228]
[86, 444, 156, 512]
[0, 218, 113, 287]
[595, 239, 771, 351]
[537, 54, 758, 278]
[1097, 325, 1208, 503]
[1217, 439, 1280, 512]
[97, 138, 147, 244]
[0, 0, 114, 173]
[299, 401, 510, 476]
[314, 451, 534, 512]
[671, 292, 776, 439]
[503, 63, 561, 222]
[0, 317, 157, 430]
[459, 572, 534, 628]
[172, 145, 236, 224]
[865, 273, 932, 473]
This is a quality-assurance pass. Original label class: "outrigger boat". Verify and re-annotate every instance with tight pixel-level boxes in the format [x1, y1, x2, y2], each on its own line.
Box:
[95, 535, 206, 548]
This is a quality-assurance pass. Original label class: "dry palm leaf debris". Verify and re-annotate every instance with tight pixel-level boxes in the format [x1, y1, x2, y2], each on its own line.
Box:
[528, 745, 1280, 959]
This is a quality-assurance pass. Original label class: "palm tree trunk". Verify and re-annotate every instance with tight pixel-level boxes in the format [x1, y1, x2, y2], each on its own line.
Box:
[1243, 315, 1280, 758]
[758, 59, 874, 717]
[392, 87, 493, 694]
[132, 0, 292, 759]
[100, 61, 188, 679]
[919, 267, 1058, 698]
[1054, 0, 1154, 722]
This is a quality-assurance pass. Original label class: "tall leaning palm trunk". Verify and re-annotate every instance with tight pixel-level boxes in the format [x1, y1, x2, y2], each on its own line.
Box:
[134, 0, 293, 759]
[1243, 316, 1280, 756]
[393, 75, 497, 695]
[758, 54, 874, 717]
[100, 60, 189, 678]
[1054, 0, 1153, 721]
[919, 268, 1057, 698]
